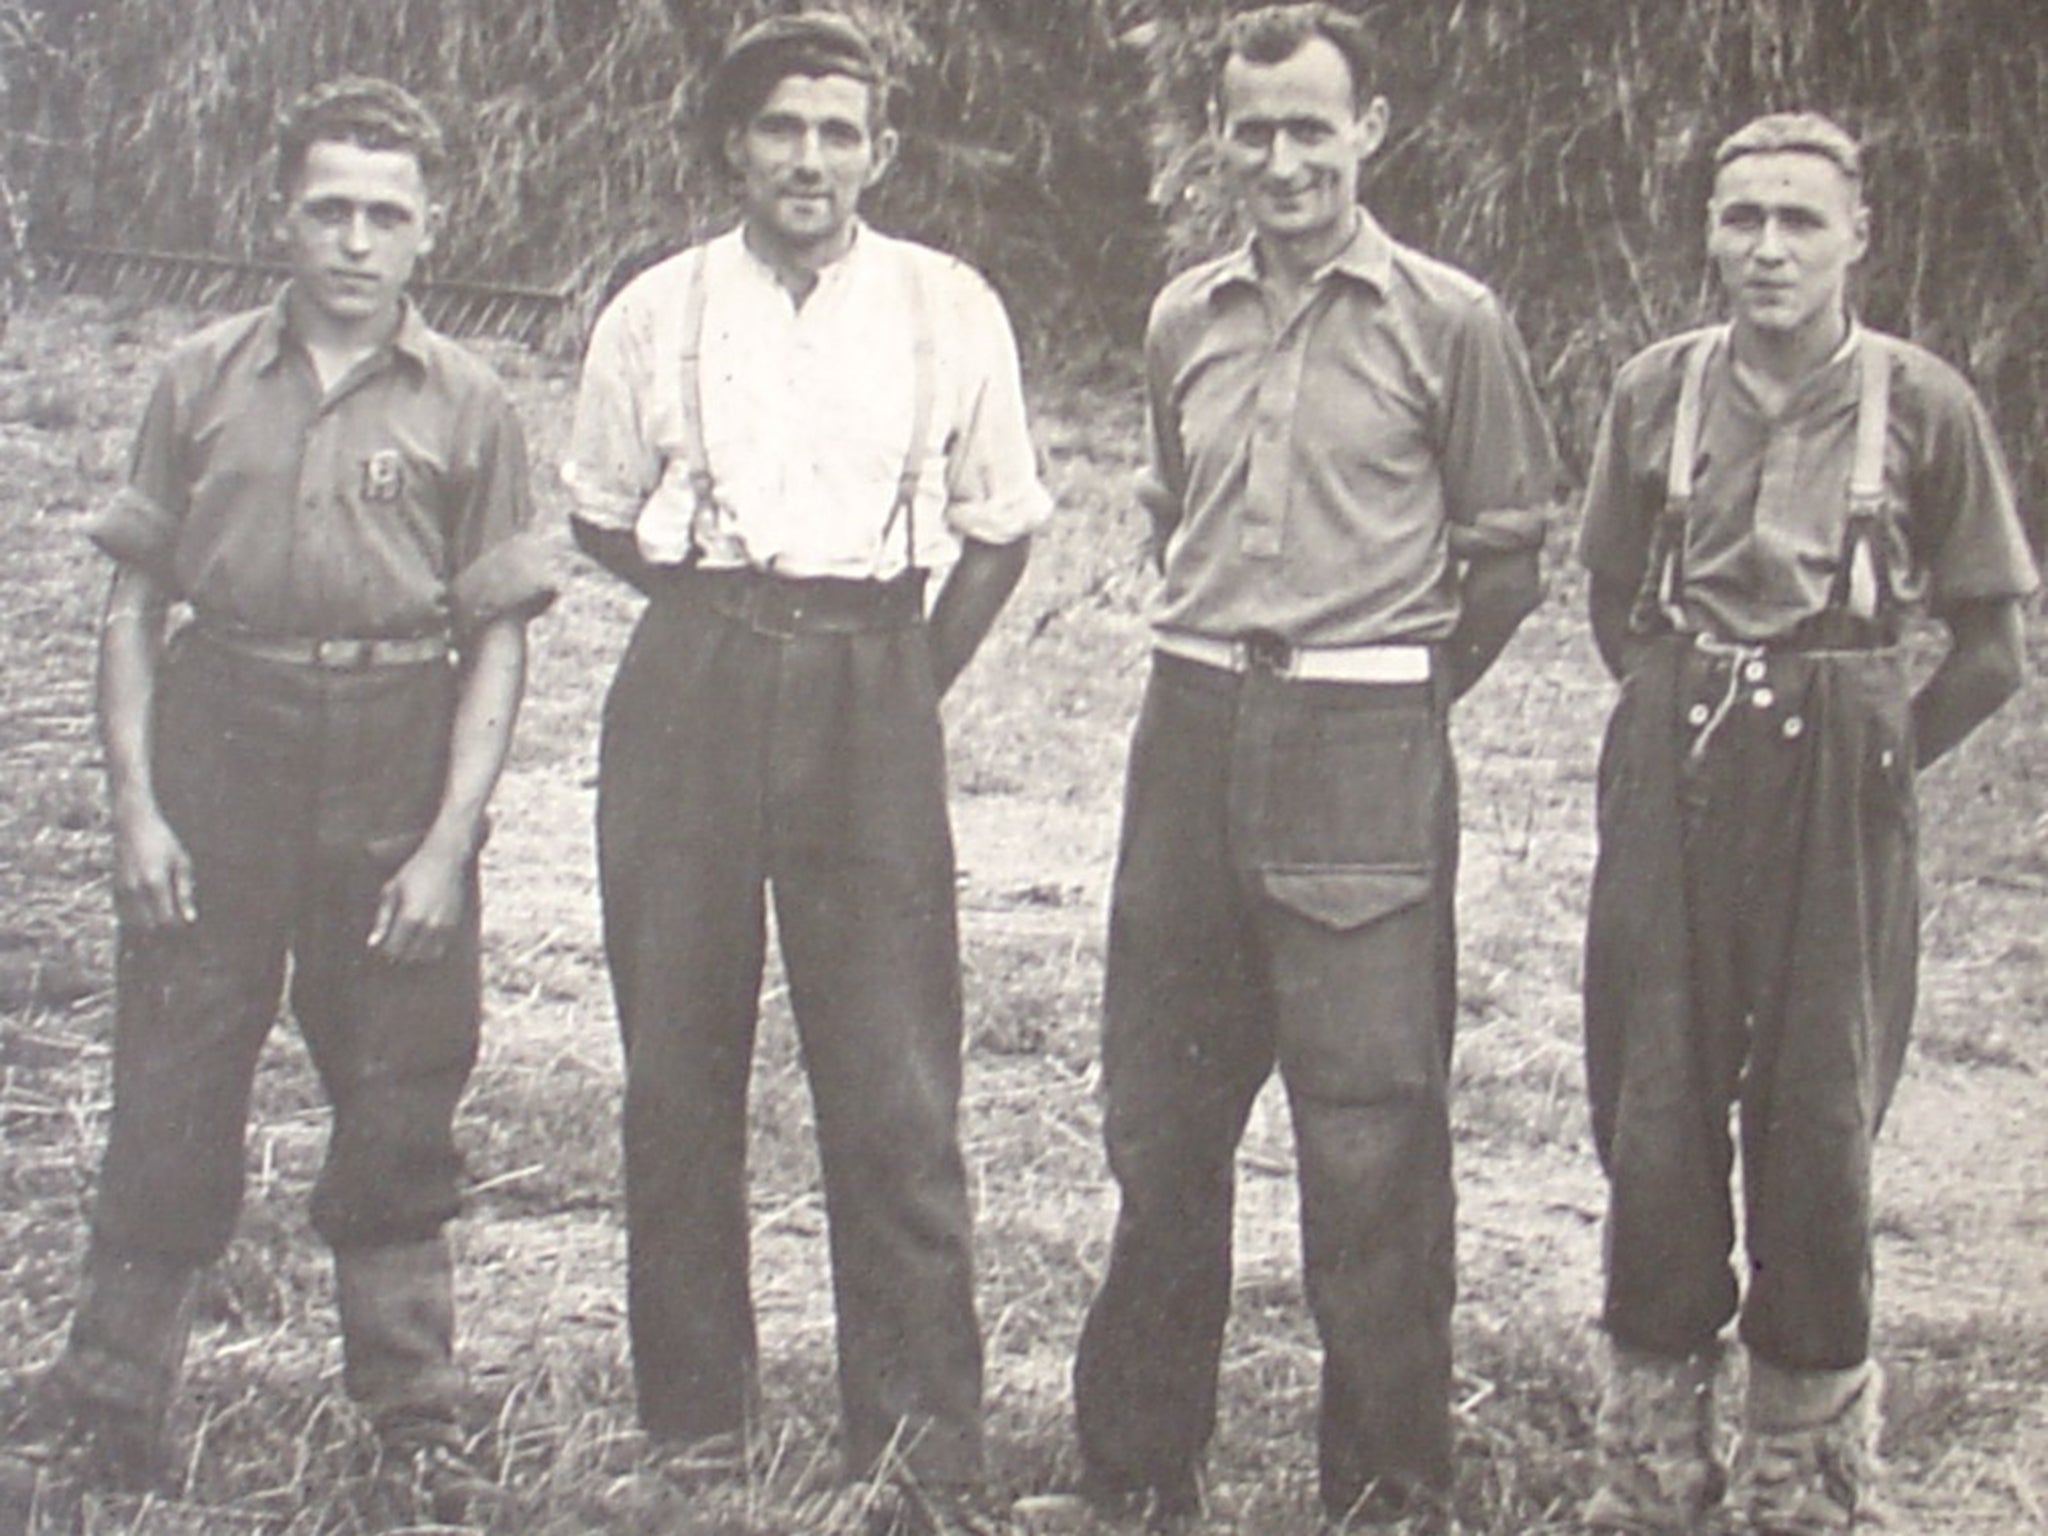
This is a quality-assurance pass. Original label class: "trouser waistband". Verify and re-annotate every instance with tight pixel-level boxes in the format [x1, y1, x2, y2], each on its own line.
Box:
[189, 623, 450, 669]
[666, 566, 928, 635]
[1153, 628, 1434, 685]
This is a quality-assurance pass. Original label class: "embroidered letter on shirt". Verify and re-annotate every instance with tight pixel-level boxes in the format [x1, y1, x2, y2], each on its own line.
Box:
[361, 449, 405, 504]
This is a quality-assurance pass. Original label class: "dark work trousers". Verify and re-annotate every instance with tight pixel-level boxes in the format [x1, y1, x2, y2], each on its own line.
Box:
[1074, 652, 1460, 1518]
[87, 630, 478, 1269]
[596, 571, 983, 1485]
[1584, 634, 1918, 1372]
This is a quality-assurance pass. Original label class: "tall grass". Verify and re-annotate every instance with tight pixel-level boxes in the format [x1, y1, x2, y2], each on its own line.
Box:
[13, 0, 2048, 518]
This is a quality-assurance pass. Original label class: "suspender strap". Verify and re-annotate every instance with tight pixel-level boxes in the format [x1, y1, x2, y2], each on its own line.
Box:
[681, 242, 939, 575]
[1848, 333, 1891, 504]
[1664, 327, 1721, 509]
[1834, 335, 1894, 621]
[1630, 327, 1723, 634]
[879, 255, 937, 570]
[677, 245, 716, 513]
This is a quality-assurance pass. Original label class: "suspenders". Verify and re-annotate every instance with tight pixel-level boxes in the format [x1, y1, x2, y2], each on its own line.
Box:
[1629, 328, 1722, 634]
[674, 243, 939, 572]
[1631, 325, 1897, 640]
[1834, 333, 1895, 623]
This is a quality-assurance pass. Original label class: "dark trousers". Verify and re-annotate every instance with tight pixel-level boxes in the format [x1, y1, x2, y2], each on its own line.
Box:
[89, 630, 479, 1270]
[596, 573, 983, 1484]
[1074, 654, 1460, 1517]
[1584, 637, 1918, 1371]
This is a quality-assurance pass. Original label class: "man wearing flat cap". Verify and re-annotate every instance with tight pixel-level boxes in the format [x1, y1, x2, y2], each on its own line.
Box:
[564, 7, 1050, 1507]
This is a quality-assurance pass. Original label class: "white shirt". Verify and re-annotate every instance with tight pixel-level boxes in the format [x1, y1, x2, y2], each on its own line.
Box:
[564, 223, 1051, 579]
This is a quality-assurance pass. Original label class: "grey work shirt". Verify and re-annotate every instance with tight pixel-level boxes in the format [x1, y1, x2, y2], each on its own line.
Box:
[1140, 210, 1559, 647]
[1578, 325, 2037, 641]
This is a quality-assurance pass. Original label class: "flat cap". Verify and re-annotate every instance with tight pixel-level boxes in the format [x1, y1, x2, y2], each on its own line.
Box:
[704, 12, 884, 133]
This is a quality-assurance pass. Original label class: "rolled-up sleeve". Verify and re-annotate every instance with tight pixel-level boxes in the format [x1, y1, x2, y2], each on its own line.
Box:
[1440, 292, 1559, 556]
[87, 372, 185, 579]
[561, 294, 659, 532]
[447, 392, 556, 632]
[940, 274, 1052, 546]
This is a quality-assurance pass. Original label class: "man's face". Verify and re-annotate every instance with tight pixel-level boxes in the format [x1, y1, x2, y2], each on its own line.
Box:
[1216, 35, 1385, 251]
[275, 138, 437, 335]
[725, 72, 896, 262]
[1708, 150, 1868, 342]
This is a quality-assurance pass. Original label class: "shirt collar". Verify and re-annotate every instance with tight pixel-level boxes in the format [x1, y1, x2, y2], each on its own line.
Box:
[1203, 206, 1396, 303]
[735, 217, 874, 294]
[1720, 316, 1865, 417]
[255, 286, 431, 375]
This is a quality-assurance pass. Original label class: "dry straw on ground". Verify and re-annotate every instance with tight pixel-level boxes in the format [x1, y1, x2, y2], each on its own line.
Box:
[0, 294, 2043, 1533]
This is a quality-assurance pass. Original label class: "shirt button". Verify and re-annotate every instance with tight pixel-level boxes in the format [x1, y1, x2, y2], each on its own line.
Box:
[1742, 659, 1767, 682]
[1687, 703, 1711, 726]
[1782, 716, 1805, 739]
[1751, 687, 1776, 709]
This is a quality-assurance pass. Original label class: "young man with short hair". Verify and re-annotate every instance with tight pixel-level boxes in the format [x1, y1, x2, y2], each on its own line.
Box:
[1578, 112, 2035, 1534]
[563, 10, 1049, 1514]
[14, 76, 552, 1522]
[1070, 6, 1558, 1527]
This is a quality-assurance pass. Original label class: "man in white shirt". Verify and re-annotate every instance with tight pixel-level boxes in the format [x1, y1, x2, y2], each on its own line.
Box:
[563, 10, 1049, 1510]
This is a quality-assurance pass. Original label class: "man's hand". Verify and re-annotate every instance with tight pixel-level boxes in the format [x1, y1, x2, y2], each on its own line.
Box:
[366, 615, 527, 964]
[368, 838, 469, 964]
[112, 799, 196, 931]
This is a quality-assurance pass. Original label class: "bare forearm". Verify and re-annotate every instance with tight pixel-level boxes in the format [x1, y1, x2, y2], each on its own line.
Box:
[97, 565, 170, 820]
[928, 535, 1029, 696]
[1588, 576, 1640, 682]
[570, 514, 661, 596]
[1448, 548, 1543, 698]
[1913, 600, 2026, 769]
[419, 618, 527, 859]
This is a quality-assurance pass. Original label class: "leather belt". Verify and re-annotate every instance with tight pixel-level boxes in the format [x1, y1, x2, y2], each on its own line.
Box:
[683, 566, 927, 636]
[193, 626, 451, 669]
[1154, 629, 1433, 684]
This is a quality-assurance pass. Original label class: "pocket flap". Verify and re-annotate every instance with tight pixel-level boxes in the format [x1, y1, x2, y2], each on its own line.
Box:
[1259, 864, 1433, 931]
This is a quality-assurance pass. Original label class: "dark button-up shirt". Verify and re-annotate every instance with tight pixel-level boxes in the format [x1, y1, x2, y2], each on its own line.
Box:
[89, 294, 554, 637]
[1140, 210, 1559, 647]
[1578, 325, 2037, 641]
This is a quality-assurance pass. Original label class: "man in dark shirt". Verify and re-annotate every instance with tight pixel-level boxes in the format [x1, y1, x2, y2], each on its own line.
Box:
[13, 77, 551, 1523]
[1070, 6, 1558, 1527]
[1577, 111, 2035, 1535]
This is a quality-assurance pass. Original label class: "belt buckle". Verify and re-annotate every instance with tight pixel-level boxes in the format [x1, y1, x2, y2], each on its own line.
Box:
[1236, 630, 1293, 675]
[313, 637, 371, 670]
[753, 579, 804, 639]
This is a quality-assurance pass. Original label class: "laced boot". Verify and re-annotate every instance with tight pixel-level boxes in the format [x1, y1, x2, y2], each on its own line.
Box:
[1730, 1361, 1887, 1535]
[1582, 1339, 1725, 1533]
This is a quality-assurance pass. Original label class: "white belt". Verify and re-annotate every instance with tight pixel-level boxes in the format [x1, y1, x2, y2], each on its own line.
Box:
[1154, 630, 1433, 684]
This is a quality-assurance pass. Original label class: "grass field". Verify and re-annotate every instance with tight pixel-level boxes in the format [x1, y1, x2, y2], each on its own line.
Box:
[0, 293, 2042, 1534]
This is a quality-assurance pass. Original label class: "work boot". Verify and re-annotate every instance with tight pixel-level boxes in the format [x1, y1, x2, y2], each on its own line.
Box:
[1730, 1361, 1887, 1535]
[1582, 1339, 1724, 1533]
[376, 1410, 506, 1527]
[42, 1249, 199, 1492]
[335, 1237, 504, 1523]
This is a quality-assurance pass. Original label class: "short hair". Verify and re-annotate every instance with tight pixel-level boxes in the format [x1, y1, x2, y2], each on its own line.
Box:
[276, 77, 446, 194]
[703, 11, 887, 140]
[1214, 3, 1378, 113]
[1714, 111, 1864, 192]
